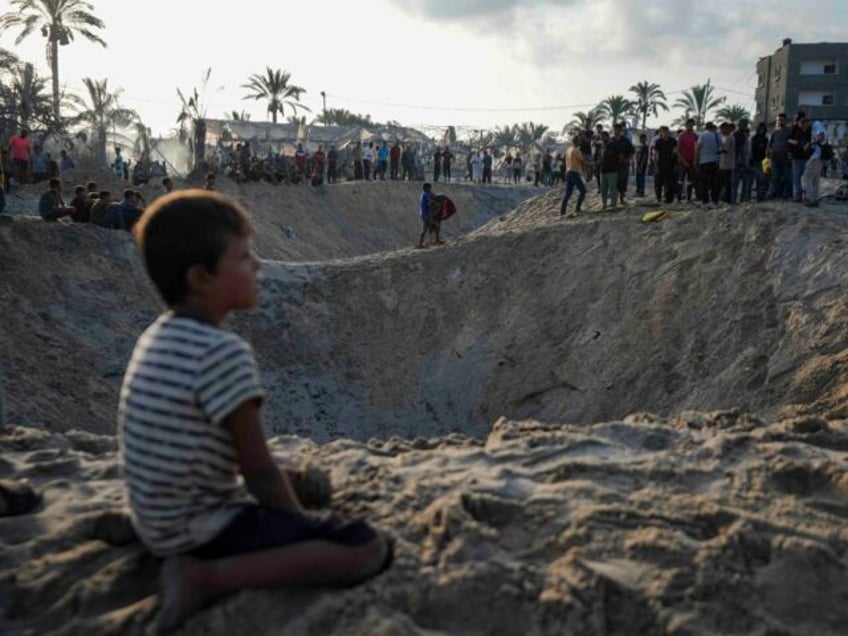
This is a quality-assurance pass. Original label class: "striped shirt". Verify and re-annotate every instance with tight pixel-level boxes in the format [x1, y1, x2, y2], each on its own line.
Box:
[117, 314, 264, 556]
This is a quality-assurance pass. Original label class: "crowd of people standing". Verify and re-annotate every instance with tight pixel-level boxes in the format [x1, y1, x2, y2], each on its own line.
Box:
[559, 111, 845, 216]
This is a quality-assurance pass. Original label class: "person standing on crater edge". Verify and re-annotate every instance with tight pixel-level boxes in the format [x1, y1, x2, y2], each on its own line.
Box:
[8, 127, 31, 186]
[390, 140, 401, 180]
[442, 146, 454, 182]
[417, 182, 445, 248]
[352, 141, 363, 181]
[363, 142, 374, 181]
[432, 145, 442, 183]
[559, 133, 590, 218]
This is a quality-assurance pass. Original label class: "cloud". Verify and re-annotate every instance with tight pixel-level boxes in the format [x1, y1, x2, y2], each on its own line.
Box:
[389, 0, 577, 20]
[389, 0, 847, 75]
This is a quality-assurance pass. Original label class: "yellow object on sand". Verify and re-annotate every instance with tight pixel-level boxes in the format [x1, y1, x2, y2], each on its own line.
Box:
[641, 210, 669, 223]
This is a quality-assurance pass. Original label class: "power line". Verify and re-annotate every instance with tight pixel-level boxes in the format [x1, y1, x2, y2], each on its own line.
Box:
[324, 93, 601, 113]
[323, 86, 752, 115]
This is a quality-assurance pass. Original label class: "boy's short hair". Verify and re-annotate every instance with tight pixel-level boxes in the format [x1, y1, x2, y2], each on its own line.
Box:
[124, 189, 136, 200]
[75, 185, 85, 194]
[48, 177, 61, 188]
[99, 190, 110, 198]
[134, 190, 253, 306]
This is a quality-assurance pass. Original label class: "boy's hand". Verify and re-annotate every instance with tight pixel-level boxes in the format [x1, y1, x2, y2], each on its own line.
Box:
[286, 466, 332, 509]
[224, 399, 303, 511]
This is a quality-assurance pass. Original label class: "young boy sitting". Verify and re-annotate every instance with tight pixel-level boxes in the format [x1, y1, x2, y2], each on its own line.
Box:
[120, 190, 391, 630]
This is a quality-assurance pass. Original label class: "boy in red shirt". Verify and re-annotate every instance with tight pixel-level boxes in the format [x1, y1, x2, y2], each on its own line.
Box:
[675, 118, 699, 202]
[9, 127, 32, 186]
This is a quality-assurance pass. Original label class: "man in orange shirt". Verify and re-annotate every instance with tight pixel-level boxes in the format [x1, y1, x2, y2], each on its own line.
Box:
[559, 133, 591, 217]
[9, 127, 32, 186]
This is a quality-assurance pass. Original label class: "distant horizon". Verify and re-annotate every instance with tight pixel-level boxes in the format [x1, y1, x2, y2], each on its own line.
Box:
[2, 0, 846, 139]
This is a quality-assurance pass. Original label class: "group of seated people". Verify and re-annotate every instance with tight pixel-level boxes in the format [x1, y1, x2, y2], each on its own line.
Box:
[38, 179, 149, 230]
[214, 142, 332, 186]
[130, 158, 169, 187]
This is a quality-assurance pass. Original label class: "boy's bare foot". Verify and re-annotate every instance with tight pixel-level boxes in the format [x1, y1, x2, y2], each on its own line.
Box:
[158, 556, 208, 632]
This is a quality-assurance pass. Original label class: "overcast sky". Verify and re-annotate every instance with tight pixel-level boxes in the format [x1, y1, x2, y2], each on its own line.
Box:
[2, 0, 846, 137]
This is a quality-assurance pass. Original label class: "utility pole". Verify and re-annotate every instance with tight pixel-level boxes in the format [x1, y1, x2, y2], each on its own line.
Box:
[320, 91, 327, 124]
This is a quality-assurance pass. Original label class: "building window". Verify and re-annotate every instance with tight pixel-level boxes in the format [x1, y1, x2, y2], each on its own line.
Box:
[799, 91, 835, 106]
[801, 59, 838, 75]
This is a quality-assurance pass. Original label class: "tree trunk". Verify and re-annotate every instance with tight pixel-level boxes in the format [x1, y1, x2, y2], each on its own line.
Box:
[193, 118, 207, 169]
[50, 32, 60, 121]
[272, 109, 277, 124]
[97, 127, 107, 169]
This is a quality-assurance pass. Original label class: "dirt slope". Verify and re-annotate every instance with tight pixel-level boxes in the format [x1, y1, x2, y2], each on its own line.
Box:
[1, 191, 846, 439]
[3, 171, 539, 261]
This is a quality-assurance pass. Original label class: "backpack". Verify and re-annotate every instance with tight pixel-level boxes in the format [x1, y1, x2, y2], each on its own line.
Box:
[821, 143, 834, 161]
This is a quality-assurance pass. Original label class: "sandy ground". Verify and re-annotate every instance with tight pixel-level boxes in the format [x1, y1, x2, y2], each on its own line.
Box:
[1, 411, 847, 635]
[1, 173, 847, 634]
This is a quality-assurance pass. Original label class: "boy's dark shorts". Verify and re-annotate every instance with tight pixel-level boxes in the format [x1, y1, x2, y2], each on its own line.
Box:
[191, 505, 377, 559]
[422, 218, 440, 233]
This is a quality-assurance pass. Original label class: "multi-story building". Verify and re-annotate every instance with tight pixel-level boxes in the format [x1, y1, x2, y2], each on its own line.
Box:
[755, 38, 848, 143]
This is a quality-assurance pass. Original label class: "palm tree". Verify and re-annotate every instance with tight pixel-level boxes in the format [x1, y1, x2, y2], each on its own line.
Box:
[313, 108, 372, 127]
[0, 61, 61, 139]
[176, 68, 212, 169]
[516, 122, 549, 150]
[715, 103, 752, 123]
[132, 121, 156, 163]
[225, 109, 251, 121]
[0, 0, 106, 120]
[564, 107, 606, 134]
[600, 95, 635, 127]
[673, 79, 726, 128]
[0, 47, 19, 70]
[629, 81, 668, 130]
[71, 77, 137, 168]
[492, 124, 517, 147]
[486, 124, 516, 158]
[242, 67, 309, 124]
[671, 109, 694, 130]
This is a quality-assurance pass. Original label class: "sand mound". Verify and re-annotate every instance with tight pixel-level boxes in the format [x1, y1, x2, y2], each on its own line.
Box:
[2, 411, 847, 635]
